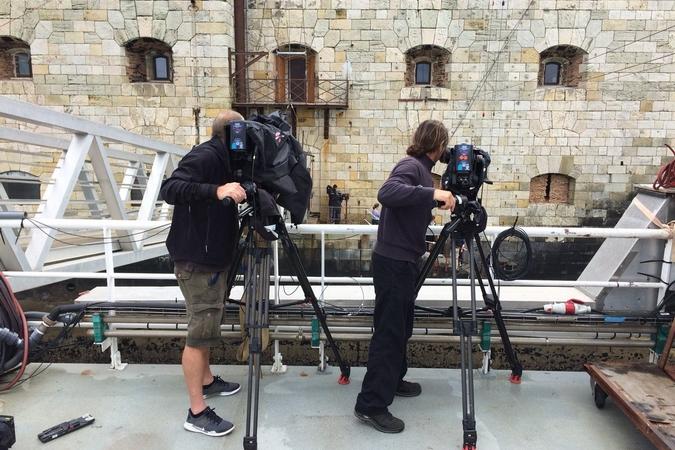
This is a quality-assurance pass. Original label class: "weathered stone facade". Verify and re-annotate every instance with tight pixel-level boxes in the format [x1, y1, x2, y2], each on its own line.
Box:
[246, 0, 675, 225]
[0, 0, 233, 148]
[1, 0, 675, 226]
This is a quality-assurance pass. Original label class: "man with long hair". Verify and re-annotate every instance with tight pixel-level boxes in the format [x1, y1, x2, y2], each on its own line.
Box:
[355, 120, 456, 433]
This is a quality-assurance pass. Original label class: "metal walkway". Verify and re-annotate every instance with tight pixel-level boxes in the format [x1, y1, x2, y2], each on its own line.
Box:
[0, 97, 185, 291]
[5, 363, 654, 450]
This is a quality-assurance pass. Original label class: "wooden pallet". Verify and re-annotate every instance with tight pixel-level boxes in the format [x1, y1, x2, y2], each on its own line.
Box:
[585, 361, 675, 450]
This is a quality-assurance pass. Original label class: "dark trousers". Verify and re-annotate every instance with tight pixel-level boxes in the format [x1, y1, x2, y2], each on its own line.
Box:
[355, 252, 418, 414]
[329, 206, 341, 224]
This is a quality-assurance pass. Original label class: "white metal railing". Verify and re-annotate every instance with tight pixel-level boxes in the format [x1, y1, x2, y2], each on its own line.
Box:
[8, 218, 672, 370]
[0, 96, 185, 277]
[0, 218, 670, 292]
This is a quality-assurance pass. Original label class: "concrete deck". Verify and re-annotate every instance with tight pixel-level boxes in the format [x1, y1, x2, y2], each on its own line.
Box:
[4, 364, 653, 450]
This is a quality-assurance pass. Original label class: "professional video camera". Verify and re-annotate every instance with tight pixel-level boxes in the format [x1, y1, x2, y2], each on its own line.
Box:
[439, 143, 491, 200]
[438, 143, 491, 234]
[224, 112, 312, 224]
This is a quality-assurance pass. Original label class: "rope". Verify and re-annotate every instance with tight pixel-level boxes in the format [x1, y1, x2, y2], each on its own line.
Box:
[653, 144, 675, 190]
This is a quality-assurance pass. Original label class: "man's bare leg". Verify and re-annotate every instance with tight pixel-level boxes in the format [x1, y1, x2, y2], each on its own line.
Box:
[183, 345, 209, 413]
[202, 348, 214, 385]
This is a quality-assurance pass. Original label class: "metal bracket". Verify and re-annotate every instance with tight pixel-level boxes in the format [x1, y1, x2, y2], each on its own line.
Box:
[270, 339, 287, 374]
[97, 337, 128, 371]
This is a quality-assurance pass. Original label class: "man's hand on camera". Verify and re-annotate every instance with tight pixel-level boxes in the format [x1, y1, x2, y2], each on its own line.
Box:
[217, 182, 247, 203]
[433, 189, 456, 211]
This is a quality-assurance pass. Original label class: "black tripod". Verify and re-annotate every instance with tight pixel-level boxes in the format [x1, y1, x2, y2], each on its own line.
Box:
[227, 200, 351, 450]
[414, 199, 523, 450]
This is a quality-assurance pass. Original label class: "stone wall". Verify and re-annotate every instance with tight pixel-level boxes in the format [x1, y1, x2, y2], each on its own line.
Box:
[1, 1, 674, 226]
[246, 0, 675, 225]
[0, 0, 234, 188]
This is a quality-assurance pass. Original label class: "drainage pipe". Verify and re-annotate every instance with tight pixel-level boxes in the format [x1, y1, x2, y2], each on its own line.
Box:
[87, 329, 653, 348]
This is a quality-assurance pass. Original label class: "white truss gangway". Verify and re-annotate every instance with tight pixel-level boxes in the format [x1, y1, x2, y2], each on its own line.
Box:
[0, 96, 186, 291]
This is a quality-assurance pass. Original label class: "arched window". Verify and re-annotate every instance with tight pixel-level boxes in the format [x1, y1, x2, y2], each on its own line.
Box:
[0, 171, 40, 200]
[538, 45, 587, 88]
[0, 36, 32, 80]
[125, 38, 173, 83]
[405, 45, 450, 88]
[415, 61, 431, 85]
[274, 44, 317, 104]
[529, 173, 574, 204]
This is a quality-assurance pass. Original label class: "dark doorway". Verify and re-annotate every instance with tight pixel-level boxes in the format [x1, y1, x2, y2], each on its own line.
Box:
[288, 58, 307, 102]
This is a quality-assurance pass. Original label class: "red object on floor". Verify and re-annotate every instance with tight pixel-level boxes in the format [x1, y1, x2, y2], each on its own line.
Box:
[509, 373, 522, 384]
[338, 374, 350, 385]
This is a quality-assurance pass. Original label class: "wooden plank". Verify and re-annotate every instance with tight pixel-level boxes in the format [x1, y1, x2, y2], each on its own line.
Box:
[586, 362, 675, 450]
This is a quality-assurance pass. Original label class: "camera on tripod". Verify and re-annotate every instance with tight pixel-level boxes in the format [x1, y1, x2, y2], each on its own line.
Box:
[439, 144, 491, 232]
[439, 143, 491, 200]
[222, 113, 313, 225]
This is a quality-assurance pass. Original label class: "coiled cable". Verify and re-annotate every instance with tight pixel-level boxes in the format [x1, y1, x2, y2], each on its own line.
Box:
[491, 224, 532, 281]
[653, 144, 675, 190]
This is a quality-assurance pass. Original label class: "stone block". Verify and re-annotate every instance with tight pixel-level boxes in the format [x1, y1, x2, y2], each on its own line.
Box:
[84, 9, 108, 21]
[421, 10, 437, 28]
[153, 1, 170, 20]
[137, 17, 152, 36]
[165, 11, 183, 30]
[120, 0, 137, 19]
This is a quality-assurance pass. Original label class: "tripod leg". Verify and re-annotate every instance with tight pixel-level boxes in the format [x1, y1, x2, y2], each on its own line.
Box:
[472, 234, 523, 383]
[460, 237, 478, 450]
[415, 218, 462, 295]
[243, 243, 258, 450]
[244, 247, 272, 450]
[227, 216, 249, 294]
[275, 220, 351, 383]
[460, 330, 477, 450]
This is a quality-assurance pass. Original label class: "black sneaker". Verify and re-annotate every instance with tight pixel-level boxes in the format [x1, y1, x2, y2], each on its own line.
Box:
[203, 375, 241, 398]
[396, 380, 421, 397]
[184, 407, 235, 437]
[354, 409, 404, 433]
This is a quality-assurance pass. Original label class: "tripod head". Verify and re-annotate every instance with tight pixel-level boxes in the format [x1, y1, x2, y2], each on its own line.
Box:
[451, 195, 488, 237]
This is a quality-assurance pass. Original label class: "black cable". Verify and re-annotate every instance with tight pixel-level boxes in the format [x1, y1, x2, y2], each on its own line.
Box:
[491, 224, 531, 281]
[27, 219, 171, 247]
[651, 280, 675, 316]
[28, 218, 170, 241]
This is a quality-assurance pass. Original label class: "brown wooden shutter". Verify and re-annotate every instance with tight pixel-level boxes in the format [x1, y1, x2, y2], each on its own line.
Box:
[275, 54, 286, 103]
[307, 54, 315, 103]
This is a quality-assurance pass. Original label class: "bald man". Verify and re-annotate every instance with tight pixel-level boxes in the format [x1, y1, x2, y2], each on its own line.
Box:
[160, 110, 247, 437]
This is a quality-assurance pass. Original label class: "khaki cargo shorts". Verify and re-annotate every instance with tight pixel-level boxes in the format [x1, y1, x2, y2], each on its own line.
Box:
[175, 266, 228, 348]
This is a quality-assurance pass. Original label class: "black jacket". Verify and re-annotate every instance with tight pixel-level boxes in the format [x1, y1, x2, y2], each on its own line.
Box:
[160, 137, 239, 268]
